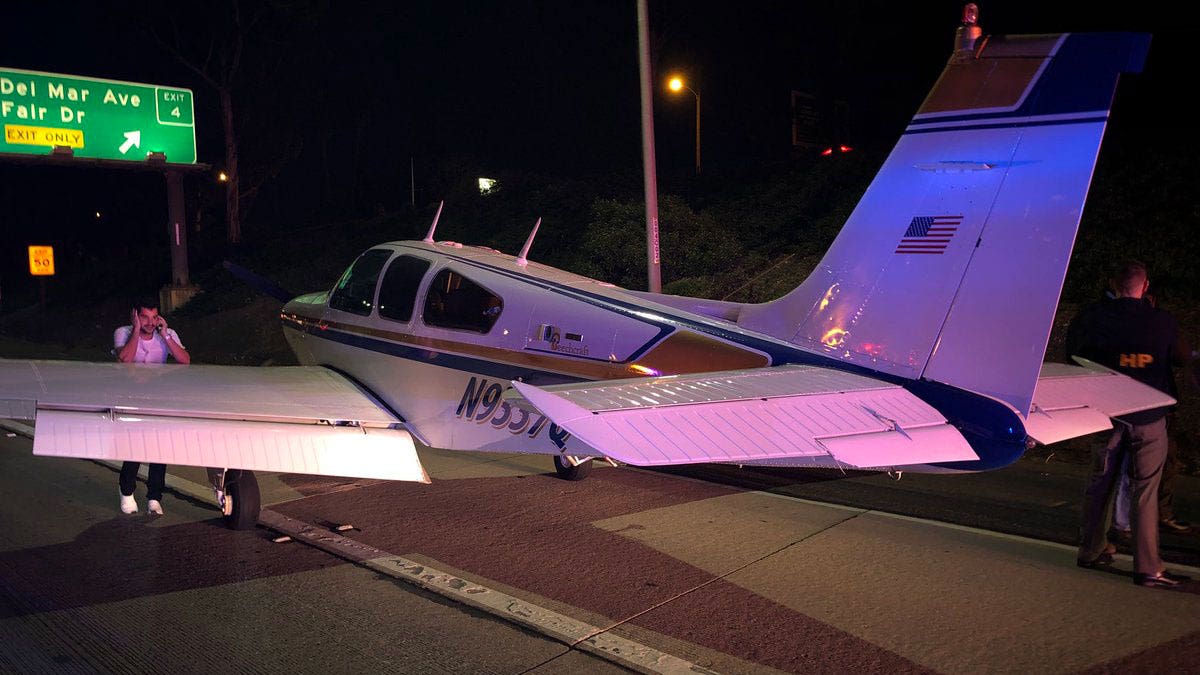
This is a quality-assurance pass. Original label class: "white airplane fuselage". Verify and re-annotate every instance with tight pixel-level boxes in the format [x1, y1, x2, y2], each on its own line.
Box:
[281, 240, 1027, 474]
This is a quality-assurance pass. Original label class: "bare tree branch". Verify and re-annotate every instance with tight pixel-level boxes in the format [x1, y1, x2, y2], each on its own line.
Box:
[147, 26, 220, 89]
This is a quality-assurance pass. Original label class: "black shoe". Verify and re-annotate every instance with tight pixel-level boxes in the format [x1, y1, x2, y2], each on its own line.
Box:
[1077, 552, 1114, 569]
[1134, 570, 1190, 588]
[1160, 518, 1192, 532]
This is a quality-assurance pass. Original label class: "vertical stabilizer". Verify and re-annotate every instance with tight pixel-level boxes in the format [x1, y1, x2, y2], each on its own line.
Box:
[738, 31, 1150, 416]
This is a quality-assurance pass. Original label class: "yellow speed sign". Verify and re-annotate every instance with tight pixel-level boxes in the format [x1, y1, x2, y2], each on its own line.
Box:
[28, 245, 55, 276]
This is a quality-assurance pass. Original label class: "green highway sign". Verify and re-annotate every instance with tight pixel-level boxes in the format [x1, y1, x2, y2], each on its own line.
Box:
[1, 67, 195, 164]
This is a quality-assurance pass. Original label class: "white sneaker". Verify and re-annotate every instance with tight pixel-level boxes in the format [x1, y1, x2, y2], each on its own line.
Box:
[120, 493, 138, 514]
[147, 500, 164, 515]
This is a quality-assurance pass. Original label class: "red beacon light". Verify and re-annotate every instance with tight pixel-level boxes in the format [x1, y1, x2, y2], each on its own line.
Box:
[954, 3, 983, 58]
[821, 147, 834, 156]
[839, 145, 853, 153]
[962, 2, 979, 25]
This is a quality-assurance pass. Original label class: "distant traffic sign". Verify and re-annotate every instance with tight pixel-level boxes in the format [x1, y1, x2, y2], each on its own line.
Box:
[1, 67, 195, 164]
[28, 245, 55, 276]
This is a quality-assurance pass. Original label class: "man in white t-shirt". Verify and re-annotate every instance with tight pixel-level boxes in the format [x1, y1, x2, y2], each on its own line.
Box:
[114, 299, 190, 515]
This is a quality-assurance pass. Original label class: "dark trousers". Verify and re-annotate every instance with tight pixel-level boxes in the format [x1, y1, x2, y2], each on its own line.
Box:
[1160, 415, 1180, 520]
[119, 462, 166, 501]
[1079, 417, 1168, 575]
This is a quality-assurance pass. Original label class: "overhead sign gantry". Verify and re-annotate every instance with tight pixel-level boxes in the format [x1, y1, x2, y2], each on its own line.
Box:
[1, 67, 195, 163]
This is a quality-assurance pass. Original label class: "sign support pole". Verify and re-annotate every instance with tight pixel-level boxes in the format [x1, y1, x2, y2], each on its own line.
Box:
[160, 170, 197, 312]
[165, 170, 189, 286]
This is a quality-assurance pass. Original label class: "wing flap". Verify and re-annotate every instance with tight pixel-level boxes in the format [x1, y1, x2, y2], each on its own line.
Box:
[511, 366, 977, 469]
[33, 410, 429, 483]
[1026, 360, 1175, 444]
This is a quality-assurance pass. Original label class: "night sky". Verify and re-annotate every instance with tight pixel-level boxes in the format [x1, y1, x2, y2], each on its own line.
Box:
[0, 1, 1192, 276]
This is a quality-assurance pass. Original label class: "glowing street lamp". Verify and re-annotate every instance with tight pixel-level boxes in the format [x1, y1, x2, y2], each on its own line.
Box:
[667, 75, 701, 175]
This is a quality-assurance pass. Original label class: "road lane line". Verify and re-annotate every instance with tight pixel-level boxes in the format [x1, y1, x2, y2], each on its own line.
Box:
[257, 510, 714, 675]
[585, 508, 868, 641]
[0, 419, 35, 437]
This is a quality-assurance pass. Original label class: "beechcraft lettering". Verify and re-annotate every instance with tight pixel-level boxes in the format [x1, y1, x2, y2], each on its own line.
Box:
[1, 26, 1166, 529]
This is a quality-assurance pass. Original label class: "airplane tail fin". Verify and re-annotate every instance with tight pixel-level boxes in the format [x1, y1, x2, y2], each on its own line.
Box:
[738, 31, 1149, 417]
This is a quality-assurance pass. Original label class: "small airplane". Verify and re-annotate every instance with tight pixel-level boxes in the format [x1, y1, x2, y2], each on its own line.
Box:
[1, 22, 1166, 529]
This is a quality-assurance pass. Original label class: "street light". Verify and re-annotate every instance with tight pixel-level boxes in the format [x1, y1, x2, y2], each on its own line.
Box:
[667, 75, 701, 175]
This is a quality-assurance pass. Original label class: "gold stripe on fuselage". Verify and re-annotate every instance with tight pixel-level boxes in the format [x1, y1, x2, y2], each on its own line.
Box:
[281, 311, 769, 381]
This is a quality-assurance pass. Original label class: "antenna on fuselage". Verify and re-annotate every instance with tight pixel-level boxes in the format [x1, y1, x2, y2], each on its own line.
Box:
[515, 217, 541, 267]
[423, 201, 444, 243]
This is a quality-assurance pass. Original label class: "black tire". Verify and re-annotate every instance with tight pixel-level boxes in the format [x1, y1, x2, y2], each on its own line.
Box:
[553, 455, 592, 481]
[223, 469, 261, 530]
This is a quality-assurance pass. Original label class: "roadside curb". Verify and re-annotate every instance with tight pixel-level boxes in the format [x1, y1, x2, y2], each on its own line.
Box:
[257, 509, 714, 675]
[0, 419, 35, 438]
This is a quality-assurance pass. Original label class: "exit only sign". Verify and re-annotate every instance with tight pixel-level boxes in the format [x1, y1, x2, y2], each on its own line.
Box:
[1, 67, 195, 164]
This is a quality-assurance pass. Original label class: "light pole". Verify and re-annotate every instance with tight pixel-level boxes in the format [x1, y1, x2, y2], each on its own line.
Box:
[636, 0, 661, 293]
[668, 76, 701, 175]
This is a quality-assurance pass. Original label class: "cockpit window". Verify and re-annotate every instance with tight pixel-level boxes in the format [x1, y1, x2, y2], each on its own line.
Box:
[328, 248, 392, 316]
[378, 255, 432, 323]
[422, 268, 503, 333]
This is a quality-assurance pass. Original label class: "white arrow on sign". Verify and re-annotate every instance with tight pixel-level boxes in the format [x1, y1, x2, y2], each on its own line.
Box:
[118, 130, 141, 155]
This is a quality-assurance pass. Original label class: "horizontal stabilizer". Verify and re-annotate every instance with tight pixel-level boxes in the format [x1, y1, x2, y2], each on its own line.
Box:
[509, 365, 977, 469]
[1025, 360, 1176, 445]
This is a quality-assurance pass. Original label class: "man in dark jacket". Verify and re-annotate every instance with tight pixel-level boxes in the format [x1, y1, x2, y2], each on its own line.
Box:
[1068, 261, 1190, 588]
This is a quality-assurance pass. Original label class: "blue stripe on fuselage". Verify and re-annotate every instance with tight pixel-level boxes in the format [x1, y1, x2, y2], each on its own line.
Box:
[291, 320, 584, 386]
[398, 244, 798, 364]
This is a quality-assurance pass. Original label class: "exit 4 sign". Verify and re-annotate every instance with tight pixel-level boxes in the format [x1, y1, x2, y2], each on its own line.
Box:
[1, 67, 196, 164]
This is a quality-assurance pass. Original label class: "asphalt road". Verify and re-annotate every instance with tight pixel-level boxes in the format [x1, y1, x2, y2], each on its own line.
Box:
[3, 425, 1199, 674]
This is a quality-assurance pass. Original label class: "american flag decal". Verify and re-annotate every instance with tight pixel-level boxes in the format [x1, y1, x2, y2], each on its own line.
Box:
[895, 215, 963, 254]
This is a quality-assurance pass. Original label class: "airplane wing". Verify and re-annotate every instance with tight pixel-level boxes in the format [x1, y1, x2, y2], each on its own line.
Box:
[1024, 359, 1176, 445]
[0, 359, 429, 483]
[508, 365, 978, 469]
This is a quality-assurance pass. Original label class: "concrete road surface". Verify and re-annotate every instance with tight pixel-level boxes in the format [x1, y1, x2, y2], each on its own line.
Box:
[3, 426, 1199, 674]
[0, 432, 628, 674]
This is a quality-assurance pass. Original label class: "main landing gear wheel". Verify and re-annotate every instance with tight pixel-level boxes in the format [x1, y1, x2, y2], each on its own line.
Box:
[223, 469, 261, 530]
[553, 455, 592, 481]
